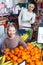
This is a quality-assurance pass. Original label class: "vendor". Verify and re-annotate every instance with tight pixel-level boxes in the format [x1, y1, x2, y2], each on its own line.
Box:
[1, 22, 28, 54]
[18, 3, 36, 31]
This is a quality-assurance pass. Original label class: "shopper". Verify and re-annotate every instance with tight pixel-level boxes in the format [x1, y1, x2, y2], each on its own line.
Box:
[1, 22, 28, 53]
[18, 3, 36, 31]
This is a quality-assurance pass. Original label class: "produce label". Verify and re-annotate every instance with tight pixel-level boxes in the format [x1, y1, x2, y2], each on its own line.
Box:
[19, 60, 26, 65]
[37, 27, 43, 43]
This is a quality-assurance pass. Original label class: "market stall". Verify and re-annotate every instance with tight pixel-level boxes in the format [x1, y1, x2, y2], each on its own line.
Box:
[0, 0, 43, 65]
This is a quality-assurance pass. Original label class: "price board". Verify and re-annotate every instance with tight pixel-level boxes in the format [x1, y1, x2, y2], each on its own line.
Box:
[37, 23, 43, 44]
[19, 60, 26, 65]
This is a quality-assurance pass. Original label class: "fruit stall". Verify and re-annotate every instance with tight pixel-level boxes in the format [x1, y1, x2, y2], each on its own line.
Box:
[0, 29, 43, 65]
[0, 0, 43, 65]
[0, 42, 43, 65]
[0, 17, 43, 65]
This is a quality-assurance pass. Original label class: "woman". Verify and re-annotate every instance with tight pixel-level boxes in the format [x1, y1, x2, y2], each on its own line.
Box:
[1, 23, 28, 54]
[18, 3, 36, 31]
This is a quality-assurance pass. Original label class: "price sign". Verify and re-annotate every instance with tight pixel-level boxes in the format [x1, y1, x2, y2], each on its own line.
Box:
[19, 60, 26, 65]
[37, 27, 43, 43]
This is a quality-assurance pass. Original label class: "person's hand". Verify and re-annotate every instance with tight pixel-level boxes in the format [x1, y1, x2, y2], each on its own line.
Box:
[19, 25, 24, 29]
[1, 49, 8, 55]
[25, 46, 30, 50]
[30, 20, 32, 24]
[24, 46, 30, 52]
[26, 46, 30, 49]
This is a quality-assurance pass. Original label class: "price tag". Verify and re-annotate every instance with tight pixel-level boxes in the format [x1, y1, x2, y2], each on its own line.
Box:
[37, 27, 43, 43]
[19, 60, 26, 65]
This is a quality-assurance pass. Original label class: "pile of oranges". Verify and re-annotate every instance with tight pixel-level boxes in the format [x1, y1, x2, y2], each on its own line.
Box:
[4, 43, 43, 65]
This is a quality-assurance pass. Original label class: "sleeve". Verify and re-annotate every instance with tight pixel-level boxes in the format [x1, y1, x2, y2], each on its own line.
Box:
[18, 36, 27, 48]
[18, 10, 23, 25]
[1, 39, 7, 53]
[31, 13, 36, 23]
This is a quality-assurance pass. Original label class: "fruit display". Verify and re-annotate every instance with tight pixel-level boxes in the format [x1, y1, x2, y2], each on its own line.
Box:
[4, 43, 43, 65]
[0, 55, 14, 65]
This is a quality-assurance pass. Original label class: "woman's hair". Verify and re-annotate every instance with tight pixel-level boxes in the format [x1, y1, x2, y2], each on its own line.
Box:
[30, 2, 37, 13]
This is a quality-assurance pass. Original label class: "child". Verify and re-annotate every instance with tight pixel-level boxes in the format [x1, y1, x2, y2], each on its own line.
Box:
[1, 23, 28, 53]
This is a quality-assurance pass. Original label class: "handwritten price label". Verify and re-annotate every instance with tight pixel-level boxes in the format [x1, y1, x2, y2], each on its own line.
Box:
[19, 60, 26, 65]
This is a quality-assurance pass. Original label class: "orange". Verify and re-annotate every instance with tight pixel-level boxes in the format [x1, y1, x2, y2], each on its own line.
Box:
[6, 55, 11, 61]
[11, 50, 15, 54]
[17, 58, 22, 63]
[13, 56, 18, 61]
[36, 61, 42, 65]
[5, 48, 10, 52]
[19, 46, 24, 50]
[14, 48, 19, 53]
[30, 61, 35, 65]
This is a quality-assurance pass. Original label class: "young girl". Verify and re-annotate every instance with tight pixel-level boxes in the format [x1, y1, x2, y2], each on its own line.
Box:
[1, 23, 28, 53]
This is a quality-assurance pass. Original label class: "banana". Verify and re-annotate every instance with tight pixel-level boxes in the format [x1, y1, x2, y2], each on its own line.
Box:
[6, 63, 13, 65]
[1, 55, 6, 64]
[31, 41, 42, 49]
[2, 61, 12, 65]
[21, 34, 28, 41]
[0, 56, 2, 60]
[4, 62, 13, 65]
[14, 63, 18, 65]
[0, 55, 14, 65]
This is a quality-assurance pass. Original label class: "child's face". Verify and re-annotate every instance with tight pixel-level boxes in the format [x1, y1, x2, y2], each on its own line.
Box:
[7, 26, 16, 38]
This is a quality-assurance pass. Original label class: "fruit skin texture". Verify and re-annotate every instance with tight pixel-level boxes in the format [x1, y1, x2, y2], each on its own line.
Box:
[4, 43, 43, 65]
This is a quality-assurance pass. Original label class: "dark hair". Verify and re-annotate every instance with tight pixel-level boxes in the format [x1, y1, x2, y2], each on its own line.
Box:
[30, 2, 37, 13]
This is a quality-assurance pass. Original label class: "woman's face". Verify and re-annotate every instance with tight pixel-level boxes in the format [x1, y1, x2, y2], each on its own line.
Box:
[7, 26, 16, 38]
[28, 4, 35, 12]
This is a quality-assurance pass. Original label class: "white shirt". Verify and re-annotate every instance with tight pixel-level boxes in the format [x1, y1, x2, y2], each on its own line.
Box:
[18, 9, 36, 30]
